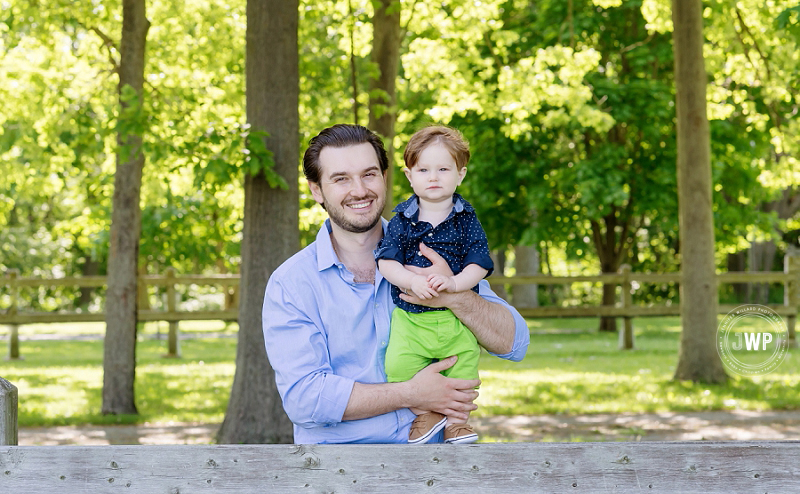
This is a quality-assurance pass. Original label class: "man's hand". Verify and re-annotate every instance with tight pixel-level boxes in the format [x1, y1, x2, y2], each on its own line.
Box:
[405, 356, 480, 421]
[406, 242, 453, 277]
[401, 243, 457, 307]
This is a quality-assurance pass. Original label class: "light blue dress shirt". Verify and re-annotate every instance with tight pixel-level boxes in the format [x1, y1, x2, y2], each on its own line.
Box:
[262, 219, 530, 444]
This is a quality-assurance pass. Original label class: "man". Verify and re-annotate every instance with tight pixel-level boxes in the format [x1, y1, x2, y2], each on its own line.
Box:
[263, 124, 529, 444]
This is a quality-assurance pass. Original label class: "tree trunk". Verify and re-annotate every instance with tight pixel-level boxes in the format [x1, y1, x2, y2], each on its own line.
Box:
[671, 0, 727, 383]
[77, 256, 100, 308]
[368, 0, 401, 215]
[102, 0, 149, 416]
[598, 282, 618, 332]
[216, 0, 298, 444]
[726, 251, 746, 303]
[512, 245, 539, 308]
[749, 241, 777, 304]
[591, 213, 628, 333]
[489, 248, 508, 301]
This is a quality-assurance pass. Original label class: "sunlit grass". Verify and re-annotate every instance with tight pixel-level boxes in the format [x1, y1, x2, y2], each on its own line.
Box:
[478, 317, 800, 416]
[3, 317, 799, 427]
[4, 337, 236, 427]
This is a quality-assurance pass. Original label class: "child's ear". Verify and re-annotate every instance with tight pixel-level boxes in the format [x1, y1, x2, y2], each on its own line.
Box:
[403, 167, 413, 183]
[458, 166, 467, 184]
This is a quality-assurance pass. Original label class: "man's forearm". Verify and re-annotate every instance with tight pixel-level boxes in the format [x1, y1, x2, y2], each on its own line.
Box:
[341, 381, 409, 421]
[342, 358, 480, 422]
[447, 290, 515, 354]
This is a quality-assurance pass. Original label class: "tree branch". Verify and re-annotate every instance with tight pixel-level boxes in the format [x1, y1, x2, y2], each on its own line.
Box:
[80, 23, 120, 74]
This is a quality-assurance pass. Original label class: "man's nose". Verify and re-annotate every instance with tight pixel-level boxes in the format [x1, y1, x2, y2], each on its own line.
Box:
[352, 177, 368, 196]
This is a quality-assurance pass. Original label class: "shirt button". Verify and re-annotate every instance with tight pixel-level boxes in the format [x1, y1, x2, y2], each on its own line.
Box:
[428, 233, 433, 236]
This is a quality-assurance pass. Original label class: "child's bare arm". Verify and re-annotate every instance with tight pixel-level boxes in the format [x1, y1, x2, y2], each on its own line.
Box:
[378, 259, 438, 299]
[428, 264, 488, 293]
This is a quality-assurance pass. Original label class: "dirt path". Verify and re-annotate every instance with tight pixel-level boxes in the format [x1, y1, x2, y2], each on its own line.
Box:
[17, 410, 800, 445]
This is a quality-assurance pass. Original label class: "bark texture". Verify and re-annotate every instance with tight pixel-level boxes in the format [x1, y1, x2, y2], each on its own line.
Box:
[216, 0, 298, 444]
[512, 245, 539, 308]
[368, 0, 401, 214]
[671, 0, 727, 383]
[102, 0, 149, 415]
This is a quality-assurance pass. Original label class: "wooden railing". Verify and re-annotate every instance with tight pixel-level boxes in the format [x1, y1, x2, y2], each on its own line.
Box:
[2, 251, 799, 358]
[2, 377, 800, 492]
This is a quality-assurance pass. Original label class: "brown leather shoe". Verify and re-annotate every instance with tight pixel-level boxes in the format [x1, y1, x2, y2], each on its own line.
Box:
[409, 412, 447, 444]
[443, 423, 478, 444]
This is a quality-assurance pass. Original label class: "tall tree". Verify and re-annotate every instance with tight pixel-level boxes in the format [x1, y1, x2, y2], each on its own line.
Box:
[368, 0, 401, 214]
[102, 0, 150, 415]
[217, 0, 298, 444]
[671, 0, 727, 383]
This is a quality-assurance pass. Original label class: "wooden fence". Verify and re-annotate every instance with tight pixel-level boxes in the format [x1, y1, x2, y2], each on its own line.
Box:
[2, 378, 800, 493]
[2, 251, 799, 358]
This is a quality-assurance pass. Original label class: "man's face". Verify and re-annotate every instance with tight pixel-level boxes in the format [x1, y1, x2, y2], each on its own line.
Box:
[309, 142, 387, 234]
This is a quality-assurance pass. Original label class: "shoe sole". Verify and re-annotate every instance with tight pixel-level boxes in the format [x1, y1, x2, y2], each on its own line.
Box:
[408, 416, 448, 445]
[444, 434, 478, 444]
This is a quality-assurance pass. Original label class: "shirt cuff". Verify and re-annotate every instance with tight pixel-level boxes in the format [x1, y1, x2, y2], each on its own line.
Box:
[311, 373, 355, 426]
[487, 306, 530, 362]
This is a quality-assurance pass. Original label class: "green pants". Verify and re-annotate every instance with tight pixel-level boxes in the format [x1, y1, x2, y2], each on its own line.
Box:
[385, 307, 480, 383]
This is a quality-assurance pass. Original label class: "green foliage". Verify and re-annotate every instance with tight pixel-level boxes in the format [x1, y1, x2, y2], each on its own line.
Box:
[776, 5, 800, 42]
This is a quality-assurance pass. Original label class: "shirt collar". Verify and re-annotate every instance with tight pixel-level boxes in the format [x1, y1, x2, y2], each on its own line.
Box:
[392, 193, 473, 219]
[316, 218, 389, 272]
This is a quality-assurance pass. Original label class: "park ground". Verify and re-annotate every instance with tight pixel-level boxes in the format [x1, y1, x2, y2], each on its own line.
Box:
[7, 318, 800, 445]
[19, 410, 800, 445]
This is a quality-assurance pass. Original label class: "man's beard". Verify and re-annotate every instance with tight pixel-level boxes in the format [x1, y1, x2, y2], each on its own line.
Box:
[323, 193, 385, 234]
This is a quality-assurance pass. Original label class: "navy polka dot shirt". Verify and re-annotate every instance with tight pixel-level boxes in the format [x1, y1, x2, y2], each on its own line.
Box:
[375, 193, 494, 313]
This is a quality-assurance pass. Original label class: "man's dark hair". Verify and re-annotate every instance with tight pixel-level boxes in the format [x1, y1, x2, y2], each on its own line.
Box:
[302, 124, 389, 183]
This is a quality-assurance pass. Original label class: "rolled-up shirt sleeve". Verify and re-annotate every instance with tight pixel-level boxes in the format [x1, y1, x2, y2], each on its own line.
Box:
[263, 276, 354, 428]
[462, 214, 494, 276]
[477, 280, 529, 361]
[374, 215, 406, 264]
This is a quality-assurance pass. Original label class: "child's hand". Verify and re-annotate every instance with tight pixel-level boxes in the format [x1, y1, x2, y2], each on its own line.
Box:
[428, 274, 456, 292]
[410, 275, 438, 299]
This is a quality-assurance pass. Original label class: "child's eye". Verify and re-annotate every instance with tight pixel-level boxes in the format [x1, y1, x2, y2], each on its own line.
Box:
[440, 167, 449, 172]
[418, 168, 427, 173]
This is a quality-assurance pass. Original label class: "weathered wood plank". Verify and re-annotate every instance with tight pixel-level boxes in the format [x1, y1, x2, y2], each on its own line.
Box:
[0, 378, 17, 446]
[1, 442, 799, 493]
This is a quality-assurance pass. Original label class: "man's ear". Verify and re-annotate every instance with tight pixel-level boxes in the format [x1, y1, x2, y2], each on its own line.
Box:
[458, 166, 467, 185]
[309, 181, 324, 205]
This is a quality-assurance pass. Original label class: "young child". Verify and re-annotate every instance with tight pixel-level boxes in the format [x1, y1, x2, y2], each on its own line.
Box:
[375, 125, 493, 444]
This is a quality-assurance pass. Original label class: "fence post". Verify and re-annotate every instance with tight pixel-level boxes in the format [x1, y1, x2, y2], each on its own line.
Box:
[6, 269, 21, 361]
[0, 377, 18, 445]
[164, 267, 181, 358]
[785, 247, 799, 348]
[619, 264, 635, 350]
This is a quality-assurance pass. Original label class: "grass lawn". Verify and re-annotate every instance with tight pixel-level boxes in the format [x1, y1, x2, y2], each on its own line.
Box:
[2, 317, 798, 427]
[478, 317, 800, 417]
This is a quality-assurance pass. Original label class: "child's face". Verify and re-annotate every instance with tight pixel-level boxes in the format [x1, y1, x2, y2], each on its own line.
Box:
[404, 143, 467, 204]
